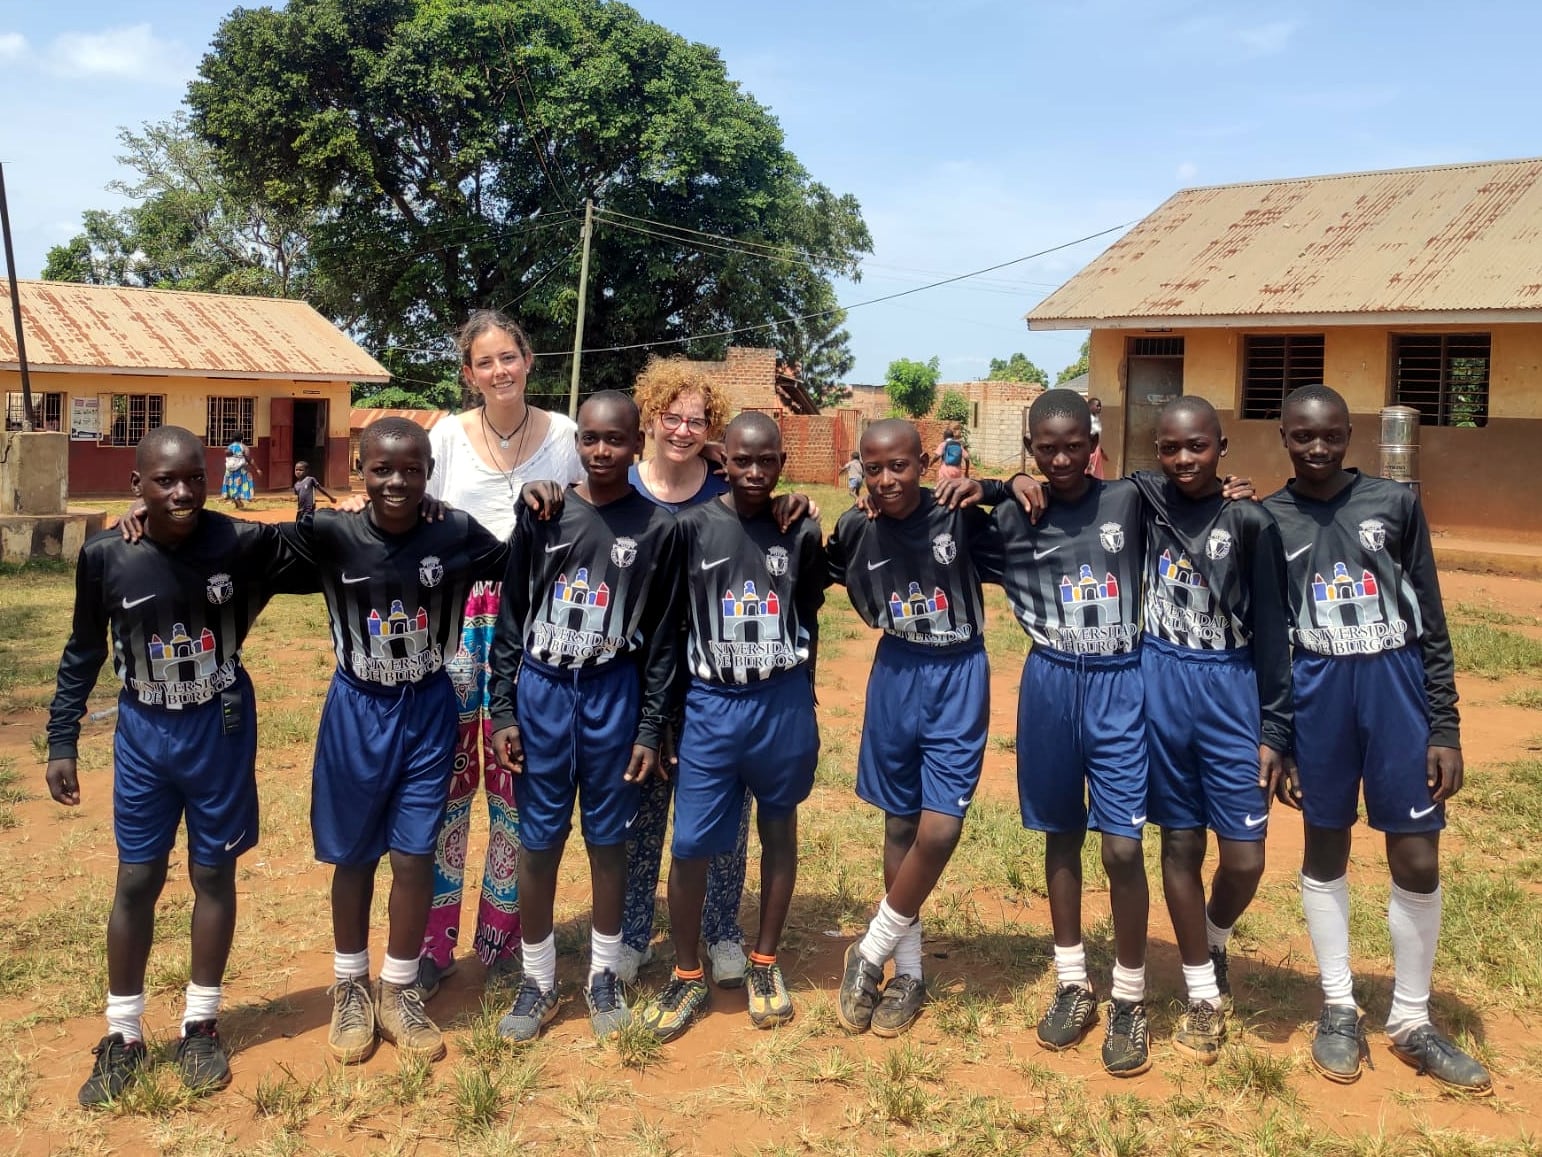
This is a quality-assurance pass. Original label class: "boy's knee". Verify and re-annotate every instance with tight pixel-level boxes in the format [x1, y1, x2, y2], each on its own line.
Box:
[884, 812, 920, 848]
[1100, 834, 1144, 877]
[1387, 835, 1440, 893]
[913, 815, 963, 862]
[1218, 839, 1265, 881]
[115, 860, 168, 906]
[187, 860, 236, 899]
[1159, 828, 1206, 872]
[388, 850, 435, 885]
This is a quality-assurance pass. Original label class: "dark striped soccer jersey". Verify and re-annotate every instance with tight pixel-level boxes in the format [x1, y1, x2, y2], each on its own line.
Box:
[48, 513, 314, 759]
[994, 478, 1144, 656]
[487, 489, 682, 746]
[824, 489, 1003, 652]
[1130, 470, 1293, 753]
[285, 509, 508, 687]
[676, 499, 825, 685]
[1263, 470, 1459, 747]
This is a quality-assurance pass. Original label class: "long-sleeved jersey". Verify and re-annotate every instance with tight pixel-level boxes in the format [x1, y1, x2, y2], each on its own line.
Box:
[825, 488, 1003, 652]
[994, 478, 1145, 656]
[284, 509, 507, 687]
[1131, 471, 1293, 753]
[48, 513, 313, 759]
[1263, 470, 1459, 748]
[487, 489, 681, 747]
[676, 500, 825, 685]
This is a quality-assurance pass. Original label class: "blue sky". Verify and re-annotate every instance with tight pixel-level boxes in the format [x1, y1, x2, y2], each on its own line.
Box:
[3, 0, 1540, 384]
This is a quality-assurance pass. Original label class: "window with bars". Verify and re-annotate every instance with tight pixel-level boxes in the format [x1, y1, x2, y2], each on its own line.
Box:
[206, 397, 256, 447]
[4, 391, 64, 431]
[102, 395, 165, 447]
[1240, 334, 1325, 419]
[1391, 334, 1490, 427]
[1128, 336, 1185, 357]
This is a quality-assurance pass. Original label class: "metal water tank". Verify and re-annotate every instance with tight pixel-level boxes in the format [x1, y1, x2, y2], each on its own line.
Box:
[1378, 405, 1420, 489]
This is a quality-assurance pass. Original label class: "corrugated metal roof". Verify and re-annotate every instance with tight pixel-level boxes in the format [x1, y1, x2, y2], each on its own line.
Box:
[1028, 158, 1542, 327]
[0, 281, 391, 381]
[349, 408, 447, 431]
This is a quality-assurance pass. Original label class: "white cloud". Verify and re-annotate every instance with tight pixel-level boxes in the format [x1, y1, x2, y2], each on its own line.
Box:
[45, 23, 192, 84]
[0, 32, 26, 60]
[1234, 19, 1299, 58]
[1176, 160, 1199, 182]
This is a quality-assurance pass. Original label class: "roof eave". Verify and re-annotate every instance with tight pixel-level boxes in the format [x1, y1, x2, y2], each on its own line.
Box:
[1027, 308, 1542, 331]
[0, 363, 392, 383]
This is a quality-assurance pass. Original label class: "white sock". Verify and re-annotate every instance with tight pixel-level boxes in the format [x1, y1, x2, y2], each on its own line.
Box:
[1182, 961, 1221, 1007]
[1385, 883, 1441, 1043]
[333, 948, 370, 982]
[380, 953, 418, 987]
[892, 920, 924, 979]
[1300, 873, 1355, 1006]
[1053, 943, 1089, 988]
[1205, 911, 1233, 954]
[857, 898, 912, 969]
[522, 934, 557, 993]
[1110, 962, 1145, 1004]
[106, 991, 146, 1043]
[181, 982, 222, 1030]
[590, 927, 623, 980]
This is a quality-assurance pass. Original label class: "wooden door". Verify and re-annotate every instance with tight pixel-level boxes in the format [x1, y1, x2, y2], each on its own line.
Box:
[1122, 355, 1184, 474]
[269, 398, 294, 492]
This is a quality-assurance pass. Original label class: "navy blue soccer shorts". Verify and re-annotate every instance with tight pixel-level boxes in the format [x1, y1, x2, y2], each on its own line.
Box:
[1143, 635, 1271, 841]
[673, 670, 819, 859]
[1016, 647, 1147, 839]
[514, 656, 643, 852]
[113, 669, 259, 866]
[1293, 646, 1441, 833]
[311, 668, 457, 865]
[856, 637, 989, 820]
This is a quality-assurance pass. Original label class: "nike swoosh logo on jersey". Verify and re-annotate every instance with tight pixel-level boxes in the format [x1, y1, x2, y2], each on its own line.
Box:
[1032, 545, 1062, 561]
[700, 557, 731, 571]
[224, 830, 246, 851]
[1285, 544, 1312, 561]
[121, 595, 155, 609]
[545, 542, 572, 554]
[341, 574, 370, 585]
[1243, 814, 1267, 829]
[866, 558, 891, 571]
[1409, 803, 1439, 820]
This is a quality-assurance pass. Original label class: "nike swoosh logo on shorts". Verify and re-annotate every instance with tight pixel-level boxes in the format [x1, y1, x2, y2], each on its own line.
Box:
[1131, 814, 1147, 826]
[121, 595, 155, 609]
[701, 557, 730, 571]
[1285, 544, 1312, 561]
[625, 811, 640, 829]
[1243, 814, 1267, 828]
[1409, 804, 1439, 820]
[224, 831, 246, 851]
[545, 542, 572, 554]
[956, 795, 972, 808]
[867, 558, 891, 571]
[341, 574, 370, 584]
[1032, 545, 1062, 561]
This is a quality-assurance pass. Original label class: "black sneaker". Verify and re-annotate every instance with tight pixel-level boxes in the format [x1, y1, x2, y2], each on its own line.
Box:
[1172, 999, 1226, 1065]
[1036, 983, 1099, 1051]
[414, 953, 457, 1002]
[1101, 999, 1151, 1077]
[835, 944, 884, 1035]
[1390, 1024, 1493, 1095]
[78, 1033, 148, 1107]
[639, 974, 711, 1043]
[1209, 947, 1232, 1012]
[870, 974, 926, 1038]
[175, 1019, 232, 1093]
[1311, 1004, 1366, 1083]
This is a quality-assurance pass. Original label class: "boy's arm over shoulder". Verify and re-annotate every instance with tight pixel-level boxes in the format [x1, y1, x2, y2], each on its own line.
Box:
[245, 519, 320, 596]
[487, 507, 535, 733]
[964, 503, 1005, 585]
[47, 537, 113, 762]
[636, 519, 684, 750]
[823, 505, 864, 589]
[460, 509, 512, 579]
[1398, 488, 1459, 748]
[1239, 503, 1293, 754]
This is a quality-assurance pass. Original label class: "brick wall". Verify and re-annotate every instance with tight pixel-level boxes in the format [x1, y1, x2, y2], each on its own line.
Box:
[940, 379, 1043, 474]
[692, 346, 781, 413]
[779, 412, 854, 484]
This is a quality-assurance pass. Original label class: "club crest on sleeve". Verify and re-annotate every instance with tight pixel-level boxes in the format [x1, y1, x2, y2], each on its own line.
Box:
[1357, 519, 1387, 552]
[611, 536, 638, 568]
[1205, 528, 1233, 561]
[931, 532, 957, 565]
[765, 545, 789, 576]
[419, 555, 444, 587]
[1098, 522, 1125, 553]
[206, 573, 233, 605]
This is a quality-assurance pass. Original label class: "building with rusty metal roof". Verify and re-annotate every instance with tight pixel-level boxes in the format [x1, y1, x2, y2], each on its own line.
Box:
[1027, 158, 1542, 537]
[2, 281, 389, 495]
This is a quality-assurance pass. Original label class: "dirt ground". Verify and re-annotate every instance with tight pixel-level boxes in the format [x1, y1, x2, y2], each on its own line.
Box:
[1, 538, 1540, 1155]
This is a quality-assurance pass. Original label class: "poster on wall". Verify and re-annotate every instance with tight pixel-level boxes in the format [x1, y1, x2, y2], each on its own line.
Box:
[69, 396, 100, 440]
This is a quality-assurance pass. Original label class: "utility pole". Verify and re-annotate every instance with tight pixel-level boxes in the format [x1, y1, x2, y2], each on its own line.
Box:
[0, 162, 35, 431]
[567, 198, 594, 419]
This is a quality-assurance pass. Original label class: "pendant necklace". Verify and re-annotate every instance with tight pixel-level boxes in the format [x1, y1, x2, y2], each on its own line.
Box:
[482, 404, 529, 451]
[482, 404, 532, 498]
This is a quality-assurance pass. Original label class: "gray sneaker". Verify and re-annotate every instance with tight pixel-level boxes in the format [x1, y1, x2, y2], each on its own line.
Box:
[1036, 983, 1098, 1051]
[835, 943, 884, 1035]
[707, 940, 747, 989]
[414, 954, 457, 1002]
[1311, 1004, 1366, 1083]
[585, 969, 632, 1039]
[328, 977, 378, 1065]
[870, 974, 926, 1038]
[498, 978, 560, 1042]
[1390, 1025, 1493, 1095]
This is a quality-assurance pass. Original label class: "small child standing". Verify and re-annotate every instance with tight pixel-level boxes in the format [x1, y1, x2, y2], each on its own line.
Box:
[1265, 385, 1489, 1094]
[844, 451, 863, 500]
[488, 393, 681, 1042]
[288, 417, 508, 1065]
[47, 425, 311, 1105]
[638, 412, 826, 1041]
[293, 460, 335, 516]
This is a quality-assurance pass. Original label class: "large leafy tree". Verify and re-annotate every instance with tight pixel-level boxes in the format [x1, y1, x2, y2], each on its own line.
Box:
[884, 356, 939, 419]
[187, 0, 870, 394]
[775, 292, 854, 409]
[987, 352, 1048, 386]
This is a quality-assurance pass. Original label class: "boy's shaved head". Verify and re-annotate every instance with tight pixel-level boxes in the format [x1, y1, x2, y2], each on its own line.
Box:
[1159, 395, 1223, 436]
[860, 418, 922, 456]
[1028, 388, 1091, 436]
[1282, 383, 1348, 418]
[361, 416, 432, 458]
[579, 389, 640, 432]
[725, 410, 782, 447]
[136, 425, 204, 469]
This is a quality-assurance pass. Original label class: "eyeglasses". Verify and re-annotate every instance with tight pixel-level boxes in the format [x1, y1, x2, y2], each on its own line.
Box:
[659, 412, 710, 434]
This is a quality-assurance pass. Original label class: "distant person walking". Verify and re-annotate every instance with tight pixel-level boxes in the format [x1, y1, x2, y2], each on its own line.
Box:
[935, 428, 969, 481]
[221, 440, 260, 510]
[1087, 397, 1107, 479]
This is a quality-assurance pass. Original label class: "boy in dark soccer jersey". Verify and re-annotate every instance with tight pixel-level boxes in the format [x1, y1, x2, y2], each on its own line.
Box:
[638, 412, 826, 1042]
[488, 393, 681, 1042]
[1265, 385, 1489, 1093]
[826, 419, 1011, 1039]
[47, 426, 312, 1106]
[1132, 397, 1291, 1065]
[285, 417, 508, 1066]
[293, 460, 335, 516]
[995, 390, 1153, 1076]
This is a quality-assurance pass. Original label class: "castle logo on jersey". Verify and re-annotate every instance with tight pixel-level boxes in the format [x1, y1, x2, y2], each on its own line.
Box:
[129, 622, 240, 708]
[532, 567, 628, 662]
[552, 569, 611, 633]
[888, 582, 950, 633]
[931, 533, 957, 565]
[1296, 560, 1407, 655]
[1147, 549, 1232, 644]
[610, 537, 638, 568]
[206, 573, 233, 605]
[1155, 550, 1212, 612]
[419, 555, 444, 587]
[721, 580, 780, 636]
[1358, 519, 1387, 552]
[1310, 563, 1383, 627]
[353, 599, 445, 684]
[765, 545, 789, 577]
[1205, 529, 1233, 561]
[1038, 563, 1139, 654]
[1059, 565, 1121, 624]
[1098, 522, 1125, 553]
[708, 578, 800, 672]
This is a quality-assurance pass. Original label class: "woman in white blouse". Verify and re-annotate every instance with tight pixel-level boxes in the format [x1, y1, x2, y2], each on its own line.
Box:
[417, 309, 584, 995]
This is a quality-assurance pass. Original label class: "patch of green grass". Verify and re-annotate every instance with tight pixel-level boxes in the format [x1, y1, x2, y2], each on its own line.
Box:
[1502, 686, 1542, 710]
[1452, 601, 1537, 628]
[1451, 623, 1542, 679]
